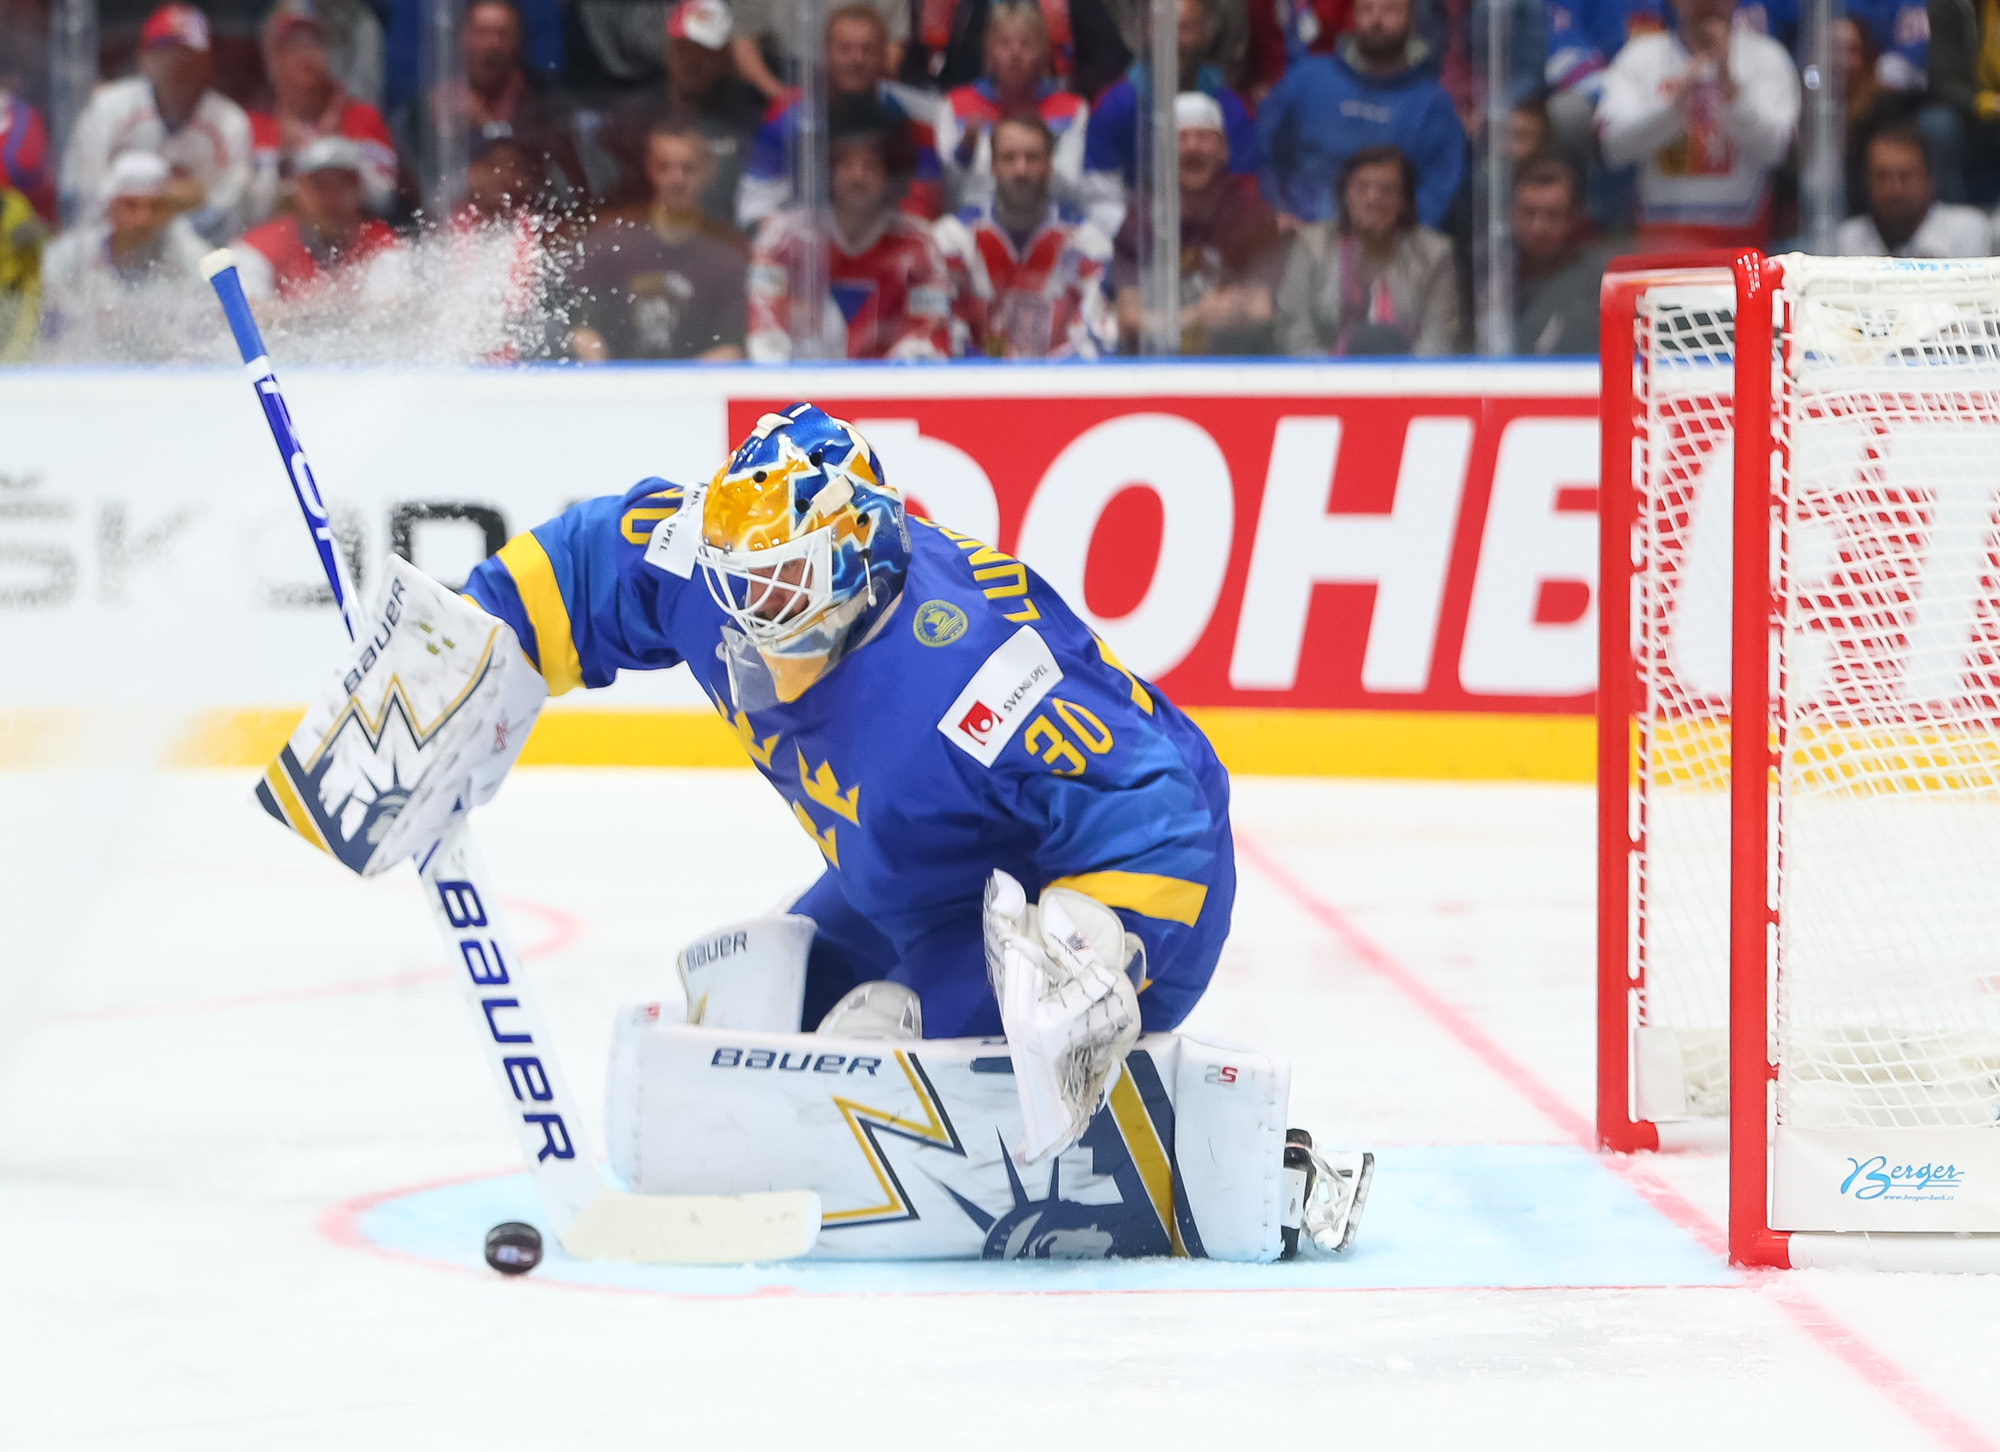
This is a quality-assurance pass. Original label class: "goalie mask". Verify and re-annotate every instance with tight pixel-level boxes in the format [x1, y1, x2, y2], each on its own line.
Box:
[697, 404, 909, 702]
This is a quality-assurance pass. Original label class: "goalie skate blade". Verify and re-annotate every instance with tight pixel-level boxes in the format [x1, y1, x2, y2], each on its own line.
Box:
[559, 1189, 822, 1264]
[1328, 1150, 1376, 1255]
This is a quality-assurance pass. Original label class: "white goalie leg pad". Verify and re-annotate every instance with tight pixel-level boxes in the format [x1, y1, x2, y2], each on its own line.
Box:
[255, 555, 546, 875]
[679, 915, 814, 1032]
[601, 1019, 1294, 1261]
[982, 870, 1141, 1165]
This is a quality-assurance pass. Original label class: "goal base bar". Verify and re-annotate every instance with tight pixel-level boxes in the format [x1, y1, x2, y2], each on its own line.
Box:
[1786, 1232, 2000, 1273]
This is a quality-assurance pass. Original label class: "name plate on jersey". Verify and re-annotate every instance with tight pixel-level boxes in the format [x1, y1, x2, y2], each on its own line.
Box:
[938, 625, 1062, 768]
[642, 480, 708, 579]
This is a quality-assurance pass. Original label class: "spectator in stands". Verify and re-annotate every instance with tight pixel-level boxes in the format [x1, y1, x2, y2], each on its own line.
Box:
[462, 131, 542, 223]
[569, 122, 748, 361]
[233, 137, 397, 300]
[1082, 0, 1252, 95]
[1835, 16, 1923, 214]
[602, 0, 768, 232]
[1838, 123, 1993, 255]
[1113, 93, 1283, 355]
[1595, 0, 1799, 248]
[386, 0, 562, 114]
[1083, 0, 1257, 236]
[418, 0, 587, 215]
[59, 5, 254, 243]
[271, 0, 387, 110]
[570, 0, 674, 93]
[39, 152, 210, 350]
[1509, 154, 1608, 354]
[1435, 0, 1548, 138]
[1860, 0, 1930, 93]
[747, 96, 951, 361]
[249, 11, 396, 223]
[1275, 143, 1458, 355]
[0, 177, 42, 360]
[1913, 0, 2000, 203]
[904, 0, 1079, 93]
[1256, 0, 1467, 232]
[731, 0, 910, 102]
[934, 112, 1114, 357]
[1244, 0, 1347, 101]
[0, 75, 54, 222]
[1543, 0, 1658, 223]
[738, 4, 944, 228]
[452, 132, 561, 362]
[937, 0, 1088, 214]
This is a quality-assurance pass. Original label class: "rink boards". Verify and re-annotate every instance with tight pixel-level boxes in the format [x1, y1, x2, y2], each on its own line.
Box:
[0, 360, 1598, 781]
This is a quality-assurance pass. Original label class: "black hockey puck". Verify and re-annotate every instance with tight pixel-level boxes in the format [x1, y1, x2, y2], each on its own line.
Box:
[484, 1221, 543, 1275]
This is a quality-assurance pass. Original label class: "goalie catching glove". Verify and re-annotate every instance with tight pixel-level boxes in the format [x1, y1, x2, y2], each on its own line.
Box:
[255, 555, 547, 875]
[982, 870, 1143, 1164]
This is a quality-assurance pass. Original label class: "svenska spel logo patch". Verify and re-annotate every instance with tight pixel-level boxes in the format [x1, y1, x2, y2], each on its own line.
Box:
[938, 626, 1062, 767]
[912, 598, 968, 647]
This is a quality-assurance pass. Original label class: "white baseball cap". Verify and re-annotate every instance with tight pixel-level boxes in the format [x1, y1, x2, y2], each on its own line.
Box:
[295, 135, 366, 176]
[104, 150, 172, 202]
[1173, 91, 1224, 134]
[668, 0, 733, 51]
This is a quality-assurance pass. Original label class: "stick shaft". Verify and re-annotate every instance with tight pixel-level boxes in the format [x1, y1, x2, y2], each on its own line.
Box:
[201, 250, 360, 641]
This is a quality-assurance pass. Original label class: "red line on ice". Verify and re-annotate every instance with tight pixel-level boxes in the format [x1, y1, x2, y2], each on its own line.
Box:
[1237, 831, 2000, 1452]
[44, 895, 582, 1024]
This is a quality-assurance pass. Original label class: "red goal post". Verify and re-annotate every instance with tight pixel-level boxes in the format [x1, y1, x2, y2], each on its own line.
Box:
[1600, 251, 2000, 1270]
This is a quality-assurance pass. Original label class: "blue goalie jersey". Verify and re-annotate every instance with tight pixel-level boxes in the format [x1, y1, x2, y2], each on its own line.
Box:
[465, 478, 1235, 1038]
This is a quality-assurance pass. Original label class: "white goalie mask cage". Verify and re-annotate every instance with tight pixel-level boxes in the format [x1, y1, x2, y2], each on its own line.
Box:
[696, 522, 849, 654]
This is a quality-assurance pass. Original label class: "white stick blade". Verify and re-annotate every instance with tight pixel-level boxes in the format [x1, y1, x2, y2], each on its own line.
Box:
[560, 1189, 821, 1264]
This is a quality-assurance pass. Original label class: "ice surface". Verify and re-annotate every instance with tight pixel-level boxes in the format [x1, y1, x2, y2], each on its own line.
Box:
[3, 769, 2000, 1448]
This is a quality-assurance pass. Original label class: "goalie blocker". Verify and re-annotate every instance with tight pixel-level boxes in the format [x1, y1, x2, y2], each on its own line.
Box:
[254, 555, 546, 874]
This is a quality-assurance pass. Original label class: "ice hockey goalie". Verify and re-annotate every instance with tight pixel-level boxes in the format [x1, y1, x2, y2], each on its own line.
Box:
[259, 402, 1371, 1260]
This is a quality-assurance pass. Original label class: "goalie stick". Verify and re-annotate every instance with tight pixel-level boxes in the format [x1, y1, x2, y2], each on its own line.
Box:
[199, 249, 821, 1264]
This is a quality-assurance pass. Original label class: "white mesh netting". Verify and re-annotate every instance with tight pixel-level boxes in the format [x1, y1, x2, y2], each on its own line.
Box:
[1775, 257, 2000, 1133]
[1633, 280, 1738, 1118]
[1630, 257, 2000, 1134]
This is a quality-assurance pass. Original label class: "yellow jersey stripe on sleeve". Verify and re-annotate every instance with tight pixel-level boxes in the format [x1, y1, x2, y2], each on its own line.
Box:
[1045, 871, 1208, 927]
[493, 532, 585, 697]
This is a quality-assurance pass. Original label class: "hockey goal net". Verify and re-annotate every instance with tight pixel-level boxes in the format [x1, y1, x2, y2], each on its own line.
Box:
[1599, 252, 2000, 1269]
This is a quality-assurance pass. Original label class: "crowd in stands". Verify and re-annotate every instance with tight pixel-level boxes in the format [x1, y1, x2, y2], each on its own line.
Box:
[1, 0, 1999, 364]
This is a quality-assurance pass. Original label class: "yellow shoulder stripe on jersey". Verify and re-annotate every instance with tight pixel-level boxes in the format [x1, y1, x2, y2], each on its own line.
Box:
[1045, 870, 1207, 926]
[1107, 1067, 1188, 1257]
[492, 531, 584, 697]
[1093, 635, 1154, 715]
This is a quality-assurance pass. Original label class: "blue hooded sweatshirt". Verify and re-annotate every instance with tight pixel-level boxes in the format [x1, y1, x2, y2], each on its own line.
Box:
[1084, 63, 1258, 186]
[1256, 41, 1466, 228]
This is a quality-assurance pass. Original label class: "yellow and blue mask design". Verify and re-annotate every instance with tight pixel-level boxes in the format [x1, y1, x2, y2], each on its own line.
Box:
[696, 403, 910, 702]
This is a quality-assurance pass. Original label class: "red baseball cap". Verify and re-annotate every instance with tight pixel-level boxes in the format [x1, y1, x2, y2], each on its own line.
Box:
[141, 4, 212, 53]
